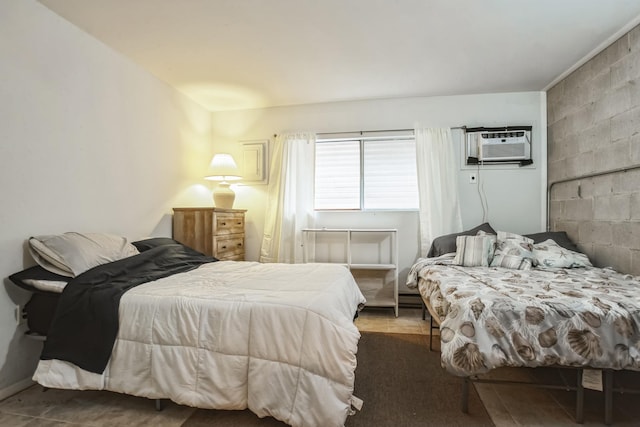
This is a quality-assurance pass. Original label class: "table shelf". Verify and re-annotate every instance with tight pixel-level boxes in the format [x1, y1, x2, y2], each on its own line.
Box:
[302, 228, 398, 316]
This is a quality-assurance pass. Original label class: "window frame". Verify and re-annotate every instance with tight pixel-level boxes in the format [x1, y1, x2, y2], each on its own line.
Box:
[314, 131, 419, 212]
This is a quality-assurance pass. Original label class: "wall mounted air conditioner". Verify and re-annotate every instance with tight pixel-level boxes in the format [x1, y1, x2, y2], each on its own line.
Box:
[465, 126, 532, 165]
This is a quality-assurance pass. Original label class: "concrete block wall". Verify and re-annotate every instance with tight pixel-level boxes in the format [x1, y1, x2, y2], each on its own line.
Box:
[547, 24, 640, 275]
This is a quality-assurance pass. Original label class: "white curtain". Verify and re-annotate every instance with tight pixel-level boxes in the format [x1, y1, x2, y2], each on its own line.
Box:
[260, 132, 316, 263]
[415, 127, 463, 257]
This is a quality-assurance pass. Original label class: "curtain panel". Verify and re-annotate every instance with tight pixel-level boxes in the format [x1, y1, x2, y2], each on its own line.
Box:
[415, 127, 463, 257]
[260, 132, 316, 263]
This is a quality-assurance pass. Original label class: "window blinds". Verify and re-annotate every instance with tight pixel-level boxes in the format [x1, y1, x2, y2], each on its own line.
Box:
[314, 131, 419, 210]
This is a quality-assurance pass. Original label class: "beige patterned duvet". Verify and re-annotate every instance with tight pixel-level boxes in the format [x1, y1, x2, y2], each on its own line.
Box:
[407, 256, 640, 376]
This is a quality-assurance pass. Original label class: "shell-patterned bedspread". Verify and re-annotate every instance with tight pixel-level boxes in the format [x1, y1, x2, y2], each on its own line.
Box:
[413, 261, 640, 376]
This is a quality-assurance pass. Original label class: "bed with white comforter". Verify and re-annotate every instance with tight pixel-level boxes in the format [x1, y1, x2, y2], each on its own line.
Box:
[33, 260, 366, 427]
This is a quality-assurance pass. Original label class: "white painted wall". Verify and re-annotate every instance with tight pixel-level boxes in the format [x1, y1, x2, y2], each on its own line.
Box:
[0, 1, 212, 395]
[211, 92, 547, 288]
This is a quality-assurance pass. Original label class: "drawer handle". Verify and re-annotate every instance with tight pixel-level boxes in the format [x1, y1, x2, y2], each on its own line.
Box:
[219, 221, 241, 227]
[221, 243, 242, 250]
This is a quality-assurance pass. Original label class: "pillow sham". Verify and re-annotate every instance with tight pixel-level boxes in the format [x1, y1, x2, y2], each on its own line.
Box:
[496, 230, 534, 244]
[9, 265, 70, 294]
[533, 239, 593, 268]
[490, 239, 535, 270]
[428, 223, 496, 257]
[452, 235, 496, 267]
[28, 232, 139, 277]
[524, 231, 579, 252]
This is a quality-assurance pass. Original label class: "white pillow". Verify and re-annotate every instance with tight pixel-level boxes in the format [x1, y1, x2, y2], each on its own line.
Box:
[453, 235, 496, 267]
[533, 239, 592, 268]
[28, 232, 139, 277]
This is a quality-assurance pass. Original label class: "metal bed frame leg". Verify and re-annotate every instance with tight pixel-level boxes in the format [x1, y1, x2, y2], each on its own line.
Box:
[429, 315, 434, 351]
[576, 369, 584, 424]
[461, 377, 470, 413]
[155, 399, 163, 411]
[604, 369, 613, 425]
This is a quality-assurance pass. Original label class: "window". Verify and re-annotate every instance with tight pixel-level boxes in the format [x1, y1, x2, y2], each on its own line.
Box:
[314, 131, 419, 210]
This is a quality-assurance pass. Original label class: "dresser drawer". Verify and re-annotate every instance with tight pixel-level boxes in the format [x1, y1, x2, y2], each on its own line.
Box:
[214, 235, 244, 259]
[213, 213, 245, 235]
[173, 207, 246, 260]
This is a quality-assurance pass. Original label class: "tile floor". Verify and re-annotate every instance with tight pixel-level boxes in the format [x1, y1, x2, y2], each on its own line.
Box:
[0, 307, 636, 426]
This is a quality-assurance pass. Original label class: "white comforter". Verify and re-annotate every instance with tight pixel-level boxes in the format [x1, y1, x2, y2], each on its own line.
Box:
[33, 261, 366, 427]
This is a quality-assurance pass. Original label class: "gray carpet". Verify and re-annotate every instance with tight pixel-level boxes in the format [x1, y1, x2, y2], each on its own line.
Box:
[183, 332, 493, 426]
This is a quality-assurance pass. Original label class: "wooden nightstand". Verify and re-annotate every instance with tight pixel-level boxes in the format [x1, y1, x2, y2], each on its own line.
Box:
[172, 207, 246, 260]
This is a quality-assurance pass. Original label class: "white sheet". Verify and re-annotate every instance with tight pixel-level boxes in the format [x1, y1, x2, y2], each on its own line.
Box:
[33, 261, 366, 427]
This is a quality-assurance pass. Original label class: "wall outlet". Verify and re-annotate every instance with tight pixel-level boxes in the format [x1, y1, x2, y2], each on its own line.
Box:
[469, 173, 477, 184]
[15, 305, 25, 325]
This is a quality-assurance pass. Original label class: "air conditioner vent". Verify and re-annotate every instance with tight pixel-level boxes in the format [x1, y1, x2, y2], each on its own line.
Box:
[481, 142, 528, 160]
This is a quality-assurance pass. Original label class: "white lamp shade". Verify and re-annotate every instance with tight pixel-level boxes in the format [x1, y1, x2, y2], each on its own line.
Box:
[205, 153, 241, 181]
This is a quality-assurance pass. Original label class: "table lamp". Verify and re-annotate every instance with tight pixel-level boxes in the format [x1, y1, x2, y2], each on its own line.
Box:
[205, 153, 241, 208]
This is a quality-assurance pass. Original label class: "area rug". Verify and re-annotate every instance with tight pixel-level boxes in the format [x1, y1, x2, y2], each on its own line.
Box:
[183, 332, 493, 426]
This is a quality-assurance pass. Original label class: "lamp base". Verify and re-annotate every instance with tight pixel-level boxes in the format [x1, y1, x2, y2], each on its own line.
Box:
[213, 182, 235, 209]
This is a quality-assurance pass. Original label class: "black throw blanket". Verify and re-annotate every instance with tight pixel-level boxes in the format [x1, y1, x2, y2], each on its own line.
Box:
[40, 243, 216, 374]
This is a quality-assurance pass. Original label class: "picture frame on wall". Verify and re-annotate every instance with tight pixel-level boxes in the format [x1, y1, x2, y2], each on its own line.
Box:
[241, 140, 268, 184]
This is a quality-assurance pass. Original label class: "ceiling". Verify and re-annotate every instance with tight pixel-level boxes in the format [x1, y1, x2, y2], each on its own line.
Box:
[39, 0, 640, 112]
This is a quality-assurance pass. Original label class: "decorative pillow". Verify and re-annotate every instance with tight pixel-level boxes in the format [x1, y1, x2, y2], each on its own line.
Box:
[533, 239, 592, 268]
[427, 223, 496, 257]
[496, 230, 534, 244]
[490, 239, 535, 270]
[452, 235, 496, 267]
[9, 265, 70, 294]
[132, 237, 180, 252]
[28, 232, 139, 277]
[524, 231, 579, 252]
